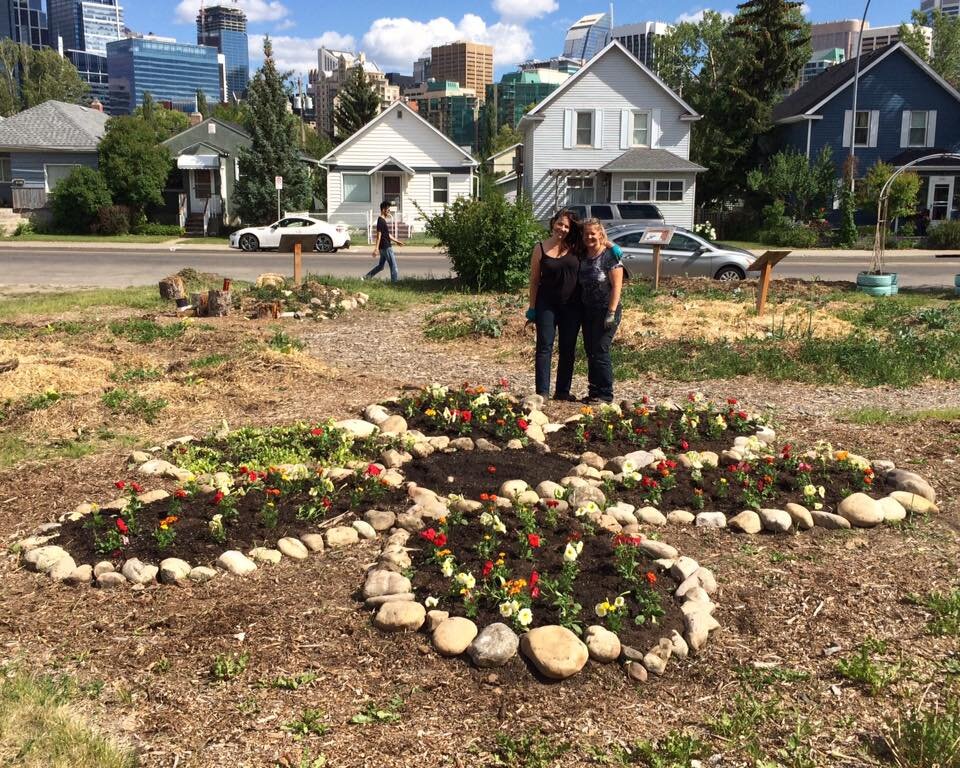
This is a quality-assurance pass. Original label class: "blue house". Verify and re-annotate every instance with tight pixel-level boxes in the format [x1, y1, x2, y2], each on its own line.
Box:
[772, 42, 960, 222]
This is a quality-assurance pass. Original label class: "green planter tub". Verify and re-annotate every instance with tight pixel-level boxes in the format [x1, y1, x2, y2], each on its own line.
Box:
[856, 271, 899, 296]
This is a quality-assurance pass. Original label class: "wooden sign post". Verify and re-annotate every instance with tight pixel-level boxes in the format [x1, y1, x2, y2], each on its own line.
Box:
[746, 250, 791, 315]
[652, 245, 662, 290]
[278, 233, 318, 288]
[639, 226, 675, 290]
[293, 242, 303, 286]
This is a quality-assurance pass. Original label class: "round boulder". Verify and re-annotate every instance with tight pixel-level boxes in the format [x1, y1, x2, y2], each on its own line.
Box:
[468, 623, 519, 668]
[432, 617, 479, 656]
[520, 625, 589, 680]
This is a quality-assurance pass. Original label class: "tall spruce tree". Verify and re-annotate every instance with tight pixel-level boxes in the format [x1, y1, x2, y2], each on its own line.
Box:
[333, 64, 380, 138]
[196, 89, 210, 118]
[233, 37, 311, 224]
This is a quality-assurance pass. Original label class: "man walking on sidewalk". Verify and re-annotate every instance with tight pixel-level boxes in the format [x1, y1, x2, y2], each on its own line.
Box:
[364, 201, 404, 282]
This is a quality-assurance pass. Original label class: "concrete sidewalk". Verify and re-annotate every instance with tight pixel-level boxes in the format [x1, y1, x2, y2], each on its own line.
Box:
[0, 239, 443, 255]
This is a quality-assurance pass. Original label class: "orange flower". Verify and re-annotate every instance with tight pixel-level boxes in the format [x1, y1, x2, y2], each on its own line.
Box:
[836, 450, 849, 461]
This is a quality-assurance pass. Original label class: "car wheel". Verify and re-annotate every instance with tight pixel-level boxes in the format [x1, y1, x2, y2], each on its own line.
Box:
[239, 233, 260, 252]
[315, 234, 334, 253]
[714, 265, 745, 281]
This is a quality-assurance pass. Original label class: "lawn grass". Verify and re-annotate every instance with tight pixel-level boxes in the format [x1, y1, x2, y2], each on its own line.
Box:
[2, 232, 173, 244]
[0, 665, 137, 768]
[174, 236, 231, 246]
[839, 406, 960, 425]
[0, 287, 166, 320]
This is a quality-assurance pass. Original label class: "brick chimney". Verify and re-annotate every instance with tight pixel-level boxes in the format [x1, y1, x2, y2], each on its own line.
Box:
[189, 110, 203, 126]
[89, 98, 103, 112]
[407, 100, 419, 113]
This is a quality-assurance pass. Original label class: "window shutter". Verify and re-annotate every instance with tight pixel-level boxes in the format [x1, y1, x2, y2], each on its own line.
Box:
[900, 111, 911, 148]
[868, 110, 880, 147]
[842, 110, 852, 148]
[593, 109, 603, 149]
[620, 109, 631, 150]
[652, 108, 662, 148]
[563, 109, 573, 149]
[927, 110, 937, 147]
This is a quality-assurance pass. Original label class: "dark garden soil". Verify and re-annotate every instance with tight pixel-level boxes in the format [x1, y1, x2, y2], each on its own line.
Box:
[54, 481, 408, 567]
[408, 506, 684, 652]
[402, 448, 578, 499]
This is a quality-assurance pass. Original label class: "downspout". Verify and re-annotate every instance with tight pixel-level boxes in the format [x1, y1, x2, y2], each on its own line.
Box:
[805, 118, 812, 161]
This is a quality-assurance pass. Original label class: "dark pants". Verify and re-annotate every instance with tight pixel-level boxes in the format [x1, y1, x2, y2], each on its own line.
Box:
[535, 300, 581, 397]
[581, 304, 621, 402]
[365, 246, 399, 282]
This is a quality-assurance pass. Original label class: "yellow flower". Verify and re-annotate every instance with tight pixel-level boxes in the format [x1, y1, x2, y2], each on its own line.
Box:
[438, 516, 447, 525]
[425, 408, 437, 417]
[835, 450, 849, 461]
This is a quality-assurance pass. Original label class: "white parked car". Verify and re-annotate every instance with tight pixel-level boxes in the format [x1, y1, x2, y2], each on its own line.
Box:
[229, 216, 351, 253]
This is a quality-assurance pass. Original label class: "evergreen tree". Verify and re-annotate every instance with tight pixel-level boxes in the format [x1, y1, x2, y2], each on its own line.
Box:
[233, 37, 311, 225]
[212, 100, 250, 126]
[333, 64, 380, 138]
[478, 101, 498, 160]
[196, 88, 210, 118]
[134, 99, 190, 141]
[141, 91, 155, 124]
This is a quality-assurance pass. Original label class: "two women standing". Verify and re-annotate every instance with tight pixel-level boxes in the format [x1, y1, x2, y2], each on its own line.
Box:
[526, 212, 624, 404]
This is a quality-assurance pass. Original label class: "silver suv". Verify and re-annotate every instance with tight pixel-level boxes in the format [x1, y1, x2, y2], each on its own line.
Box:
[563, 202, 665, 226]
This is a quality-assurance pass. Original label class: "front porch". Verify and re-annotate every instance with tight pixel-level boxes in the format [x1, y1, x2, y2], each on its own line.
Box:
[163, 154, 226, 237]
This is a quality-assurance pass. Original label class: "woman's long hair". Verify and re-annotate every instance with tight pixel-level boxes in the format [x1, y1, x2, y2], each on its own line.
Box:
[549, 208, 582, 252]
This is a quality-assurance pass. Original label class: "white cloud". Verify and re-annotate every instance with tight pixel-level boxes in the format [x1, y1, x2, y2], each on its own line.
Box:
[248, 31, 357, 77]
[361, 14, 533, 71]
[799, 2, 811, 14]
[492, 0, 558, 21]
[175, 0, 290, 24]
[675, 7, 735, 22]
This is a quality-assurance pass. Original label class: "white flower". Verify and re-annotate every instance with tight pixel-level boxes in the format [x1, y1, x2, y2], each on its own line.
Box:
[803, 484, 816, 498]
[455, 572, 476, 590]
[441, 558, 455, 578]
[599, 402, 622, 416]
[714, 414, 727, 429]
[685, 451, 703, 470]
[493, 516, 507, 534]
[623, 471, 642, 483]
[471, 393, 490, 408]
[425, 596, 438, 608]
[427, 383, 448, 399]
[563, 541, 583, 562]
[442, 407, 454, 423]
[595, 602, 609, 618]
[479, 512, 493, 527]
[614, 595, 626, 609]
[818, 485, 826, 498]
[499, 601, 515, 618]
[621, 459, 636, 474]
[574, 501, 599, 518]
[517, 608, 533, 627]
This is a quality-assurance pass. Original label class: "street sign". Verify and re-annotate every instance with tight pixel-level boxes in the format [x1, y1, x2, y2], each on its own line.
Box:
[275, 176, 283, 190]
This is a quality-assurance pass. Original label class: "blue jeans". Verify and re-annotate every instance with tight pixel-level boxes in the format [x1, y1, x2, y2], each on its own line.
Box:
[535, 300, 581, 397]
[581, 304, 621, 402]
[366, 247, 399, 282]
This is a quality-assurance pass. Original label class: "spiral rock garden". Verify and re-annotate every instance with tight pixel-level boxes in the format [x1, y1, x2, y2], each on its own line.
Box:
[15, 382, 941, 684]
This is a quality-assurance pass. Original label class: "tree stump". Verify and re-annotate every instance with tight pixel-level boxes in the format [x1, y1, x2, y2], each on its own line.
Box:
[254, 301, 281, 320]
[207, 290, 231, 317]
[190, 292, 208, 317]
[159, 275, 185, 300]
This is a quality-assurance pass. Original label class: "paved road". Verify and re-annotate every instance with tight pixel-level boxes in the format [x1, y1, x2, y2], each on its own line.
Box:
[0, 244, 958, 289]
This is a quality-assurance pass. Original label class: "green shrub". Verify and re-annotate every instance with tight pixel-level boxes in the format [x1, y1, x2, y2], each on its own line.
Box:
[13, 220, 36, 236]
[760, 221, 819, 248]
[419, 196, 545, 291]
[48, 167, 112, 233]
[926, 220, 960, 249]
[132, 222, 185, 237]
[95, 205, 131, 235]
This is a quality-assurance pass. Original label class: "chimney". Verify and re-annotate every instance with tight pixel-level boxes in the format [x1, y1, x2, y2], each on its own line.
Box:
[89, 98, 104, 112]
[407, 100, 419, 113]
[189, 110, 203, 126]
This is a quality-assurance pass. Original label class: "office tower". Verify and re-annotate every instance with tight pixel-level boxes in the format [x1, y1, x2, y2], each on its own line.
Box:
[312, 48, 399, 137]
[861, 23, 931, 54]
[413, 56, 430, 84]
[429, 41, 494, 104]
[106, 37, 222, 114]
[48, 0, 123, 55]
[802, 48, 845, 84]
[518, 56, 581, 74]
[921, 0, 959, 18]
[810, 19, 866, 59]
[612, 21, 670, 69]
[196, 3, 248, 101]
[407, 79, 478, 149]
[3, 0, 49, 49]
[563, 12, 611, 62]
[486, 68, 568, 130]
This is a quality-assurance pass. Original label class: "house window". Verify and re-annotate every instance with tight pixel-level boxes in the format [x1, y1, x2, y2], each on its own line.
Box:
[909, 111, 929, 146]
[44, 164, 80, 192]
[632, 112, 649, 147]
[567, 176, 594, 204]
[342, 173, 371, 203]
[622, 179, 651, 201]
[432, 175, 449, 204]
[575, 111, 593, 146]
[655, 179, 683, 202]
[854, 111, 870, 147]
[0, 157, 10, 182]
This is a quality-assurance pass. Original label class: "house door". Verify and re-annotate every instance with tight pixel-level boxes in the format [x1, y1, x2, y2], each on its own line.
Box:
[928, 176, 954, 221]
[189, 169, 213, 213]
[382, 175, 402, 219]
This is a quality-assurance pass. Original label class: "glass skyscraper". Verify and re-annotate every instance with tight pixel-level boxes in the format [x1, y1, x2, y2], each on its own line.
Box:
[563, 12, 611, 62]
[197, 4, 248, 101]
[106, 38, 222, 114]
[2, 0, 49, 50]
[49, 0, 123, 56]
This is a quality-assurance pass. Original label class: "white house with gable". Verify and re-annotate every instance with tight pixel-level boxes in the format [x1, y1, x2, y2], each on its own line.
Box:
[319, 101, 478, 233]
[519, 40, 704, 228]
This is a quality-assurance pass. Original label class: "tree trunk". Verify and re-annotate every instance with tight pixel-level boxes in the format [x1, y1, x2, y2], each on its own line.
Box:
[191, 292, 208, 316]
[207, 290, 231, 317]
[159, 275, 185, 300]
[254, 301, 281, 320]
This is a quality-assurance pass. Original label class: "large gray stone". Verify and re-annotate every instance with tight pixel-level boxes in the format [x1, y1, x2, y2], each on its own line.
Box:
[886, 469, 936, 503]
[364, 509, 396, 532]
[759, 508, 792, 533]
[325, 526, 360, 548]
[363, 569, 411, 599]
[122, 558, 158, 585]
[585, 625, 621, 663]
[48, 555, 77, 582]
[189, 566, 217, 582]
[785, 503, 814, 530]
[159, 558, 191, 583]
[811, 510, 851, 530]
[695, 512, 727, 528]
[729, 510, 762, 534]
[97, 571, 127, 589]
[890, 491, 939, 515]
[333, 419, 378, 438]
[468, 623, 519, 668]
[277, 537, 310, 560]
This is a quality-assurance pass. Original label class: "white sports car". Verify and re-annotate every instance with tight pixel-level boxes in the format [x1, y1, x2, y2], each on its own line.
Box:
[229, 216, 351, 253]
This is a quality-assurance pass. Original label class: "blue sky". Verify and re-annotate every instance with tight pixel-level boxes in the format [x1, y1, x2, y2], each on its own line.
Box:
[130, 0, 918, 79]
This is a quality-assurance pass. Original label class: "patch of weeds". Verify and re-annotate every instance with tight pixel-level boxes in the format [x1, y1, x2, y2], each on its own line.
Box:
[424, 301, 503, 340]
[349, 695, 404, 725]
[189, 353, 231, 369]
[276, 750, 326, 768]
[40, 320, 94, 335]
[210, 652, 249, 681]
[884, 696, 960, 767]
[840, 406, 960, 425]
[835, 637, 901, 695]
[592, 730, 706, 766]
[79, 679, 105, 699]
[101, 388, 167, 423]
[24, 388, 63, 410]
[267, 327, 305, 354]
[110, 365, 164, 383]
[709, 694, 781, 759]
[283, 709, 329, 739]
[907, 589, 960, 636]
[774, 718, 818, 768]
[489, 729, 570, 767]
[940, 656, 960, 677]
[270, 671, 317, 690]
[735, 664, 810, 689]
[108, 318, 186, 343]
[151, 657, 171, 675]
[768, 550, 796, 564]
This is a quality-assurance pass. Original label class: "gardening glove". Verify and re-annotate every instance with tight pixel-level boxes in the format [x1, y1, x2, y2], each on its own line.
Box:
[604, 311, 616, 330]
[525, 307, 537, 323]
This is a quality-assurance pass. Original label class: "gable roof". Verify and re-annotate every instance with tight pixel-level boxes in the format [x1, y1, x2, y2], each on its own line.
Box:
[487, 142, 522, 162]
[520, 40, 699, 127]
[319, 101, 478, 167]
[0, 100, 109, 151]
[600, 148, 706, 173]
[773, 42, 960, 123]
[162, 117, 251, 148]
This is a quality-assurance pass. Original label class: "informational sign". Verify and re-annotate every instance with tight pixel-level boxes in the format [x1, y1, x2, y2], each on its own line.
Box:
[640, 226, 675, 245]
[275, 176, 283, 191]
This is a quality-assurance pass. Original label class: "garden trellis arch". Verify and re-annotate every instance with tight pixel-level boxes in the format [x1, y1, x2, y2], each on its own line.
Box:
[872, 152, 960, 274]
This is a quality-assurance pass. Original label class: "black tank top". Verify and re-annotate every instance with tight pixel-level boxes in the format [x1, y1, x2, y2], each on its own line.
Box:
[537, 242, 580, 306]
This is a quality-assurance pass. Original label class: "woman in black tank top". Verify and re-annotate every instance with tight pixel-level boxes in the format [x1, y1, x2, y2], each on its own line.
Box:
[526, 209, 582, 400]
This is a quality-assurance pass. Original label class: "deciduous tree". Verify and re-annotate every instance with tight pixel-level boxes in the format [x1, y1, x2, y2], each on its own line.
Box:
[0, 39, 88, 116]
[900, 9, 960, 86]
[98, 116, 172, 220]
[746, 146, 836, 220]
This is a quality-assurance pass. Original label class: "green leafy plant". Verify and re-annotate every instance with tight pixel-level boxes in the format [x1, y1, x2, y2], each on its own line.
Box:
[885, 696, 960, 768]
[907, 589, 960, 636]
[349, 695, 404, 725]
[48, 166, 113, 233]
[283, 709, 329, 739]
[270, 671, 317, 690]
[101, 388, 167, 423]
[835, 637, 901, 695]
[108, 318, 186, 343]
[24, 388, 63, 411]
[210, 652, 249, 681]
[489, 729, 570, 768]
[267, 328, 305, 354]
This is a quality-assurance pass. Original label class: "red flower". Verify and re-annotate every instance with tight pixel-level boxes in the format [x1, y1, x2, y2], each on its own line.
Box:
[482, 560, 494, 577]
[321, 497, 332, 509]
[116, 518, 128, 534]
[680, 440, 689, 451]
[434, 532, 447, 548]
[517, 418, 529, 431]
[479, 493, 490, 502]
[310, 427, 324, 436]
[727, 397, 738, 405]
[420, 528, 437, 544]
[545, 499, 559, 508]
[130, 482, 143, 494]
[247, 471, 258, 483]
[366, 463, 382, 477]
[567, 532, 582, 542]
[641, 395, 650, 404]
[239, 466, 248, 474]
[174, 489, 187, 499]
[487, 465, 497, 474]
[529, 570, 540, 588]
[738, 410, 748, 420]
[527, 533, 541, 548]
[114, 480, 126, 490]
[212, 490, 224, 505]
[461, 409, 472, 422]
[498, 377, 510, 389]
[645, 571, 657, 584]
[265, 487, 281, 497]
[531, 586, 541, 598]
